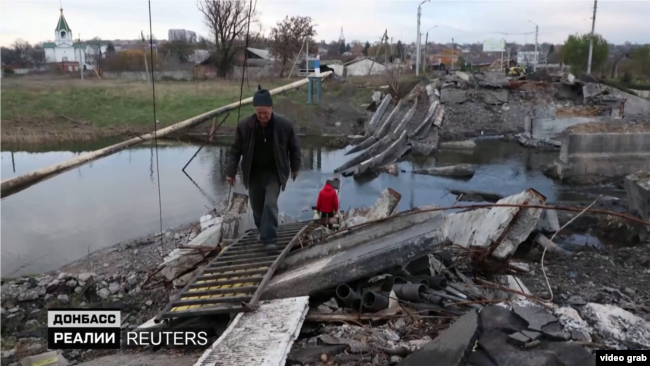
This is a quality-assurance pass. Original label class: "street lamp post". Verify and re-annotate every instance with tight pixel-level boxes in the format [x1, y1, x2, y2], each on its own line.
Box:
[415, 0, 430, 76]
[529, 20, 539, 72]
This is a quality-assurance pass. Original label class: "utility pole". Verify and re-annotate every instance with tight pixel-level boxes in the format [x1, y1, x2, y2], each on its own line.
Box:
[586, 0, 598, 75]
[416, 0, 430, 76]
[451, 38, 455, 69]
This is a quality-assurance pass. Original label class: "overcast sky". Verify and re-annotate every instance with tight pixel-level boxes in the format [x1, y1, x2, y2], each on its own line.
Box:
[1, 0, 649, 48]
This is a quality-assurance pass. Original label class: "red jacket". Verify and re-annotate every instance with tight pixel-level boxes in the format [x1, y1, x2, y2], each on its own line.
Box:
[316, 183, 339, 213]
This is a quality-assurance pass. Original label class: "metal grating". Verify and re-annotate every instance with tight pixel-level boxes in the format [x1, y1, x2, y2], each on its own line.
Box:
[155, 221, 310, 322]
[193, 296, 309, 366]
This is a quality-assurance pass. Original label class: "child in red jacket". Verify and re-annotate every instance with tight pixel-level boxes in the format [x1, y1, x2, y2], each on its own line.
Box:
[316, 180, 339, 229]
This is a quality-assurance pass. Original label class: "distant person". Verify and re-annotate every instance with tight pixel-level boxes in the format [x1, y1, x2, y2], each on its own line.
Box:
[316, 180, 339, 230]
[225, 85, 302, 254]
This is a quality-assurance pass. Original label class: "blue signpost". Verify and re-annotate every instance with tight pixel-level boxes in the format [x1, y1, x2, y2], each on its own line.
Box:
[307, 76, 322, 105]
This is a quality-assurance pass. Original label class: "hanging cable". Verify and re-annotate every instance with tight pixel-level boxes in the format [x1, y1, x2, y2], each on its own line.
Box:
[147, 0, 164, 255]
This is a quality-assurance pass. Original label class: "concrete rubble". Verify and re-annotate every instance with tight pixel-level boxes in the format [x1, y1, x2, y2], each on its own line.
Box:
[4, 181, 650, 366]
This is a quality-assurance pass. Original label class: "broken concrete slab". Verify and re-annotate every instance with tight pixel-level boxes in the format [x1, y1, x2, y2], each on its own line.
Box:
[440, 89, 468, 104]
[624, 171, 650, 221]
[513, 304, 558, 331]
[192, 296, 309, 366]
[391, 98, 418, 140]
[158, 223, 222, 282]
[220, 193, 251, 240]
[355, 130, 408, 176]
[397, 310, 479, 366]
[439, 140, 476, 150]
[262, 218, 446, 300]
[442, 189, 545, 260]
[280, 208, 443, 271]
[412, 164, 475, 178]
[455, 71, 472, 82]
[480, 305, 527, 333]
[410, 101, 439, 139]
[365, 188, 402, 221]
[479, 90, 509, 105]
[334, 134, 393, 173]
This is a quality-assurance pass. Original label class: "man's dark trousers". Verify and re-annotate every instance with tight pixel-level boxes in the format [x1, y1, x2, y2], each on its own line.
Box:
[248, 170, 280, 245]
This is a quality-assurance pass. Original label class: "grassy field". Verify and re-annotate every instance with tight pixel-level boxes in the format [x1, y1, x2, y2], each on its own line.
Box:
[1, 74, 387, 143]
[1, 76, 296, 127]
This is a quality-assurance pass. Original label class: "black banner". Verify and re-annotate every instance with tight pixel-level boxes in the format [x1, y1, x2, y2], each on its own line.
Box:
[48, 328, 121, 350]
[596, 350, 649, 365]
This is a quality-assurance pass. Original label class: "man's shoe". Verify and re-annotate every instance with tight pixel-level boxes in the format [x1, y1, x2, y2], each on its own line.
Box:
[265, 243, 278, 255]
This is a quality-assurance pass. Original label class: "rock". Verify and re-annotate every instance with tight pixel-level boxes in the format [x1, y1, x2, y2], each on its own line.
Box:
[97, 288, 111, 299]
[440, 89, 468, 104]
[286, 345, 347, 365]
[393, 318, 406, 330]
[18, 289, 39, 302]
[316, 305, 333, 314]
[9, 306, 21, 313]
[74, 287, 83, 294]
[77, 272, 96, 282]
[2, 349, 16, 359]
[398, 310, 479, 366]
[322, 298, 338, 310]
[108, 283, 121, 294]
[145, 300, 153, 306]
[127, 274, 139, 286]
[44, 294, 53, 300]
[66, 279, 77, 288]
[507, 332, 530, 346]
[513, 304, 558, 331]
[391, 356, 403, 363]
[478, 90, 509, 105]
[571, 330, 590, 342]
[46, 280, 59, 293]
[58, 272, 69, 280]
[580, 302, 650, 349]
[439, 140, 476, 150]
[412, 164, 475, 178]
[103, 263, 109, 268]
[567, 296, 586, 306]
[57, 295, 69, 303]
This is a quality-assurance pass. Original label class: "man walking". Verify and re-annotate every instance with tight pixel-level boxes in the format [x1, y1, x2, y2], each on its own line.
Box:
[226, 85, 301, 253]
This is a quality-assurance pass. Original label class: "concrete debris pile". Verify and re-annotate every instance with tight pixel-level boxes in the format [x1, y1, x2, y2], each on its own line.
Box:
[155, 192, 255, 288]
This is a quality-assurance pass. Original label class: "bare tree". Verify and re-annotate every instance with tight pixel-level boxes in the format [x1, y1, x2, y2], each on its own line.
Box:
[29, 46, 46, 68]
[12, 39, 32, 67]
[269, 15, 317, 78]
[197, 0, 259, 78]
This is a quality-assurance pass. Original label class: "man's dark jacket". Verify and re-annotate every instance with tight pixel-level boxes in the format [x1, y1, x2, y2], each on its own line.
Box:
[226, 113, 301, 191]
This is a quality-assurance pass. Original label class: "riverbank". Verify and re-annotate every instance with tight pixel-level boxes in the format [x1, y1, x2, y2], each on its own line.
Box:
[0, 75, 374, 144]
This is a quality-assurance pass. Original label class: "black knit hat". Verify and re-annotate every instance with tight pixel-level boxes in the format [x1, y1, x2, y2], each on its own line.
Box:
[253, 84, 273, 107]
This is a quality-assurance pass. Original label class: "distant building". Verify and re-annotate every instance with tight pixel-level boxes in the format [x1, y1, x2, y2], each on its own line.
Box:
[42, 7, 106, 71]
[168, 29, 197, 43]
[338, 27, 345, 45]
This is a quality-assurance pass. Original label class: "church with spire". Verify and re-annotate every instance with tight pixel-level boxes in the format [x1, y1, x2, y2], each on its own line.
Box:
[43, 6, 106, 71]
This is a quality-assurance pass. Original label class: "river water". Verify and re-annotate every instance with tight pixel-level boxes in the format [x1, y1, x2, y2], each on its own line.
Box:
[0, 138, 620, 276]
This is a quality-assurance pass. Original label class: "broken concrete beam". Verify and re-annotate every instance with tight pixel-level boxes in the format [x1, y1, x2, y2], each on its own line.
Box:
[221, 193, 251, 240]
[536, 209, 560, 233]
[391, 98, 418, 140]
[192, 296, 309, 366]
[440, 89, 468, 104]
[455, 71, 472, 82]
[343, 135, 378, 156]
[411, 101, 439, 138]
[439, 140, 476, 149]
[280, 207, 443, 271]
[375, 99, 406, 138]
[366, 94, 392, 136]
[413, 164, 475, 178]
[366, 188, 402, 221]
[334, 134, 392, 173]
[442, 189, 546, 260]
[355, 130, 407, 176]
[262, 220, 447, 300]
[397, 310, 479, 366]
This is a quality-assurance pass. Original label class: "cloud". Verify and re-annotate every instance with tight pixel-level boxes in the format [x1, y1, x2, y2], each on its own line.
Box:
[1, 0, 648, 47]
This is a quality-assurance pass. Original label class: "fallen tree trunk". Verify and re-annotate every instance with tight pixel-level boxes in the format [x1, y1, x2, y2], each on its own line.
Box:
[449, 189, 504, 203]
[413, 164, 475, 178]
[1, 72, 332, 197]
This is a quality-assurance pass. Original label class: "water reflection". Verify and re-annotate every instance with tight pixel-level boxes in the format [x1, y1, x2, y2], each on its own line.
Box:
[0, 139, 608, 276]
